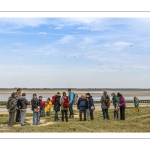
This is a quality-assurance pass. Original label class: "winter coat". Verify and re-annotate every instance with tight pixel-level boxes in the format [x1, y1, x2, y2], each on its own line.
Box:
[31, 98, 40, 111]
[6, 97, 16, 113]
[77, 98, 88, 111]
[134, 98, 139, 107]
[69, 92, 75, 104]
[60, 96, 69, 110]
[87, 96, 95, 110]
[39, 100, 45, 111]
[119, 96, 126, 107]
[18, 96, 30, 109]
[100, 94, 110, 109]
[53, 96, 61, 111]
[45, 101, 52, 112]
[112, 95, 119, 108]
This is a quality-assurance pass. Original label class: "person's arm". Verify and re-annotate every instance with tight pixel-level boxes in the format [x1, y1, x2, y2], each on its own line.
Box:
[77, 99, 80, 109]
[100, 96, 103, 103]
[6, 100, 9, 109]
[86, 100, 88, 109]
[24, 99, 30, 105]
[9, 100, 16, 110]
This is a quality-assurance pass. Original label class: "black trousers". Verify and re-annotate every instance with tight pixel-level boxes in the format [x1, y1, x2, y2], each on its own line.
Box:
[61, 110, 68, 122]
[102, 108, 109, 119]
[16, 109, 20, 122]
[79, 110, 86, 121]
[90, 110, 94, 120]
[120, 106, 125, 120]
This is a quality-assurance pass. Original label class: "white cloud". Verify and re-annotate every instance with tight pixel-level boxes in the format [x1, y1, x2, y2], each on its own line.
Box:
[38, 32, 48, 35]
[58, 35, 75, 44]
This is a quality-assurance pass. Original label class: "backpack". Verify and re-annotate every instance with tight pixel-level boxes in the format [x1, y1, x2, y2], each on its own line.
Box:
[105, 95, 111, 106]
[62, 97, 69, 108]
[17, 99, 22, 109]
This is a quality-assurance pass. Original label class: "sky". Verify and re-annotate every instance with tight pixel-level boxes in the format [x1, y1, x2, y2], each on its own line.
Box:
[0, 18, 150, 88]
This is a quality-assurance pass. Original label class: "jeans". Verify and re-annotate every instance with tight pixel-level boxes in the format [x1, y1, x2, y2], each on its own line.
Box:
[40, 111, 45, 117]
[69, 103, 74, 117]
[120, 106, 125, 120]
[8, 111, 15, 127]
[54, 111, 58, 121]
[102, 108, 109, 119]
[86, 109, 90, 117]
[20, 109, 27, 125]
[61, 110, 68, 122]
[114, 110, 118, 119]
[16, 109, 20, 122]
[79, 110, 86, 121]
[33, 111, 40, 125]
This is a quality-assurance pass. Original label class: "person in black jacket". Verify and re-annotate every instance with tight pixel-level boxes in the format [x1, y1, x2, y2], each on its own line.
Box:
[86, 93, 95, 120]
[77, 94, 88, 121]
[31, 93, 40, 125]
[18, 93, 30, 126]
[53, 92, 61, 121]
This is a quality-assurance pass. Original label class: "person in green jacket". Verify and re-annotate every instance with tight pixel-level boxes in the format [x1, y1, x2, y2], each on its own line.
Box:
[134, 97, 139, 112]
[111, 93, 119, 120]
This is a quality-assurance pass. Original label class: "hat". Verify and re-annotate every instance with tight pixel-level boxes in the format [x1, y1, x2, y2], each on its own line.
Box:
[57, 92, 61, 96]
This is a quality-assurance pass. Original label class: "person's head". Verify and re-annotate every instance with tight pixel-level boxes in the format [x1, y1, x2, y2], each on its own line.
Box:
[39, 96, 43, 100]
[22, 93, 26, 96]
[47, 98, 50, 102]
[103, 90, 107, 95]
[57, 92, 61, 97]
[86, 93, 90, 99]
[81, 94, 85, 99]
[33, 93, 37, 99]
[111, 93, 115, 97]
[117, 93, 122, 98]
[11, 92, 16, 98]
[17, 88, 22, 94]
[68, 89, 71, 93]
[63, 92, 66, 97]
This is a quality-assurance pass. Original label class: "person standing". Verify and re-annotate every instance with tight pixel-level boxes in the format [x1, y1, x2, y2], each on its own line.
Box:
[60, 92, 69, 122]
[111, 93, 119, 120]
[77, 94, 88, 121]
[6, 92, 17, 127]
[100, 90, 110, 120]
[31, 93, 40, 125]
[117, 93, 126, 120]
[19, 93, 30, 126]
[45, 98, 52, 116]
[53, 92, 61, 121]
[68, 89, 75, 118]
[134, 97, 140, 112]
[86, 93, 95, 120]
[15, 88, 22, 123]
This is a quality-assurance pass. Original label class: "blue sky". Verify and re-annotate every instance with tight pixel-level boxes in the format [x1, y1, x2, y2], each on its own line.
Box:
[0, 18, 150, 88]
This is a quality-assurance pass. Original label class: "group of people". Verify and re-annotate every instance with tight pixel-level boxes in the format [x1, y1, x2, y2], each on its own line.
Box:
[6, 88, 140, 127]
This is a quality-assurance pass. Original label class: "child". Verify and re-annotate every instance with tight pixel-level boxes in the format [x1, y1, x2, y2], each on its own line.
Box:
[134, 97, 140, 112]
[39, 96, 45, 117]
[45, 98, 52, 116]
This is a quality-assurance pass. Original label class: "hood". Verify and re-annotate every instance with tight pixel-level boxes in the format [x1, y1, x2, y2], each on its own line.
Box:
[20, 96, 26, 101]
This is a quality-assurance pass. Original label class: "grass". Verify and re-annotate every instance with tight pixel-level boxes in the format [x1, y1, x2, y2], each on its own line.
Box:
[0, 107, 150, 132]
